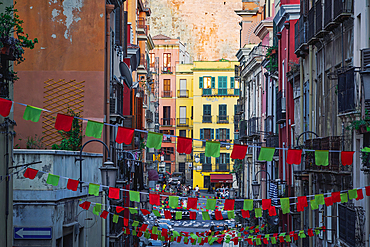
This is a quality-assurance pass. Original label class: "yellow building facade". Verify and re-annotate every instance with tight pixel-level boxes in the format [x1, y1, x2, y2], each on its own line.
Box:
[176, 59, 239, 190]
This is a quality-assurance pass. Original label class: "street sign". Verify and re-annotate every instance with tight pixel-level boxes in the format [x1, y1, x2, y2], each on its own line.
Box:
[14, 227, 52, 239]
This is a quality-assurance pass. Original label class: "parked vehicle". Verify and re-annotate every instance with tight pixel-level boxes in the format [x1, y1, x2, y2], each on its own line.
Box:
[210, 224, 229, 232]
[171, 172, 185, 185]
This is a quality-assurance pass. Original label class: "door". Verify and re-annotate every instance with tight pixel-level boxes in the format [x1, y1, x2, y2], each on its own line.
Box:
[179, 106, 186, 125]
[204, 176, 210, 190]
[163, 106, 171, 125]
[180, 79, 187, 97]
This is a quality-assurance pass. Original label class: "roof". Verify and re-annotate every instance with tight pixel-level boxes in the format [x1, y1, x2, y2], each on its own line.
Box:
[152, 34, 172, 40]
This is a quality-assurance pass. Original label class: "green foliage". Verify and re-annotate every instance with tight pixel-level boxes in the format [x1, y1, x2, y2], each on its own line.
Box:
[52, 110, 83, 151]
[0, 1, 38, 64]
[26, 134, 44, 149]
[265, 46, 278, 73]
[346, 110, 370, 131]
[361, 151, 370, 166]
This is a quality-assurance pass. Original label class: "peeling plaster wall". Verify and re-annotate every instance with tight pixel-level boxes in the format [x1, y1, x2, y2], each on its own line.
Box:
[148, 0, 242, 61]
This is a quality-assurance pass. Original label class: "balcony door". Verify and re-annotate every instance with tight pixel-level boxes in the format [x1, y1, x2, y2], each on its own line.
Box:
[180, 79, 187, 97]
[163, 79, 170, 97]
[179, 106, 186, 124]
[163, 106, 171, 125]
[218, 76, 227, 95]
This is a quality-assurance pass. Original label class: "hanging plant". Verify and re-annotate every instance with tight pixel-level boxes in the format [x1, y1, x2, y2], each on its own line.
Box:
[265, 46, 278, 73]
[346, 110, 370, 134]
[0, 1, 38, 64]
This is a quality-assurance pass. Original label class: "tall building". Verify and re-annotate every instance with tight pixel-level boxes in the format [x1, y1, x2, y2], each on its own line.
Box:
[192, 59, 240, 191]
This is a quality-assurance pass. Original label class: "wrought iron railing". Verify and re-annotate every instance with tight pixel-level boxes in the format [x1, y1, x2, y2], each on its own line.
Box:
[162, 91, 172, 98]
[316, 0, 323, 35]
[333, 0, 353, 21]
[177, 118, 189, 127]
[177, 90, 189, 98]
[202, 88, 240, 97]
[217, 115, 229, 124]
[202, 164, 212, 172]
[338, 68, 355, 113]
[324, 0, 333, 27]
[307, 7, 315, 41]
[202, 115, 212, 123]
[215, 164, 230, 172]
[161, 118, 174, 126]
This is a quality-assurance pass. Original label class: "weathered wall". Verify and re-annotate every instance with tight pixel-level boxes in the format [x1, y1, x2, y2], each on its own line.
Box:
[148, 0, 242, 61]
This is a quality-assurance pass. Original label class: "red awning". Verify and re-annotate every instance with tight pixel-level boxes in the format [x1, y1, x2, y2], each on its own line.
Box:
[210, 174, 233, 183]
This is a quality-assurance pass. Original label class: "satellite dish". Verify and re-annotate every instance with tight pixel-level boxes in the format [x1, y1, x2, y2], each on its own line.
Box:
[119, 62, 133, 88]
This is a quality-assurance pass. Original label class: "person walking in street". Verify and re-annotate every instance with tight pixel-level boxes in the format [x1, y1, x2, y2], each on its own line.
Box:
[195, 185, 199, 197]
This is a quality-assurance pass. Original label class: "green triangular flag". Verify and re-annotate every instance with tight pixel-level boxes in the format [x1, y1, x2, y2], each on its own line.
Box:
[202, 211, 210, 220]
[129, 191, 140, 202]
[205, 141, 220, 158]
[280, 198, 290, 214]
[152, 210, 161, 217]
[299, 230, 306, 238]
[112, 214, 119, 223]
[315, 194, 325, 205]
[85, 120, 104, 138]
[129, 207, 138, 214]
[310, 199, 318, 210]
[348, 189, 358, 200]
[93, 203, 102, 215]
[132, 220, 139, 227]
[190, 233, 197, 239]
[243, 199, 253, 211]
[341, 193, 348, 203]
[176, 211, 182, 220]
[198, 237, 202, 243]
[23, 105, 42, 122]
[206, 199, 216, 210]
[315, 150, 329, 166]
[88, 183, 100, 196]
[265, 234, 269, 240]
[152, 226, 158, 235]
[258, 147, 275, 161]
[315, 229, 320, 235]
[145, 232, 150, 239]
[173, 231, 180, 238]
[255, 238, 261, 245]
[146, 131, 163, 149]
[169, 196, 179, 208]
[46, 173, 60, 186]
[254, 208, 262, 218]
[271, 237, 277, 244]
[285, 235, 291, 242]
[227, 210, 235, 219]
[361, 147, 370, 152]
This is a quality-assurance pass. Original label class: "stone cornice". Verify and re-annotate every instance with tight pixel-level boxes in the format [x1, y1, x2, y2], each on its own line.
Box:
[254, 18, 274, 40]
[234, 9, 258, 17]
[273, 4, 300, 32]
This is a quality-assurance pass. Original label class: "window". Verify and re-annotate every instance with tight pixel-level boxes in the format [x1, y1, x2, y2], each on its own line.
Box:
[200, 128, 214, 140]
[216, 128, 230, 140]
[163, 79, 171, 97]
[160, 130, 174, 142]
[166, 163, 171, 173]
[218, 76, 227, 95]
[179, 163, 186, 172]
[218, 153, 230, 164]
[179, 79, 187, 97]
[179, 130, 186, 137]
[204, 77, 212, 89]
[162, 147, 174, 160]
[230, 77, 235, 88]
[163, 106, 171, 119]
[114, 7, 122, 46]
[191, 106, 193, 119]
[163, 53, 171, 71]
[203, 105, 211, 122]
[150, 53, 155, 68]
[179, 106, 187, 125]
[200, 153, 212, 164]
[219, 104, 227, 116]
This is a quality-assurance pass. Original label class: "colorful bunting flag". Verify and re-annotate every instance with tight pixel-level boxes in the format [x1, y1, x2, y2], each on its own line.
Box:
[366, 186, 370, 196]
[93, 203, 102, 215]
[310, 199, 318, 210]
[116, 206, 124, 213]
[315, 194, 325, 205]
[100, 210, 109, 219]
[46, 173, 60, 186]
[324, 196, 333, 207]
[258, 147, 275, 161]
[280, 198, 290, 214]
[341, 151, 355, 166]
[286, 149, 303, 164]
[332, 191, 341, 203]
[67, 179, 79, 191]
[55, 113, 74, 132]
[202, 211, 210, 220]
[215, 210, 223, 220]
[112, 214, 119, 223]
[262, 199, 271, 210]
[315, 150, 329, 166]
[88, 183, 100, 196]
[230, 144, 248, 159]
[227, 210, 235, 219]
[129, 208, 138, 214]
[23, 105, 42, 122]
[224, 199, 235, 211]
[205, 141, 220, 158]
[341, 193, 348, 203]
[187, 197, 198, 209]
[141, 209, 150, 215]
[348, 189, 358, 200]
[243, 199, 253, 211]
[130, 191, 140, 202]
[85, 120, 104, 138]
[177, 137, 192, 154]
[0, 98, 12, 117]
[169, 196, 179, 208]
[357, 189, 364, 200]
[175, 211, 182, 220]
[149, 193, 160, 206]
[79, 201, 91, 210]
[206, 199, 216, 210]
[190, 211, 196, 220]
[109, 187, 120, 199]
[146, 132, 163, 149]
[24, 168, 38, 179]
[254, 208, 262, 218]
[116, 127, 135, 144]
[268, 206, 277, 216]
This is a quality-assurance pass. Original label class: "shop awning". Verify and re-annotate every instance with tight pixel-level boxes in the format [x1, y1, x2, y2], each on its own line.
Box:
[210, 174, 233, 183]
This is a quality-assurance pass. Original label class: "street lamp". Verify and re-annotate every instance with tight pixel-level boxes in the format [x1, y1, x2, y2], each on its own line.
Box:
[251, 180, 260, 199]
[99, 161, 118, 187]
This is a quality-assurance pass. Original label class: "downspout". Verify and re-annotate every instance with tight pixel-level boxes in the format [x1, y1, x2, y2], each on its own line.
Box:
[309, 45, 313, 134]
[300, 57, 304, 139]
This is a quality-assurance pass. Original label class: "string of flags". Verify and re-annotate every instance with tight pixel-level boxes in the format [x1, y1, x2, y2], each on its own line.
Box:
[24, 167, 370, 218]
[0, 98, 360, 164]
[78, 198, 325, 246]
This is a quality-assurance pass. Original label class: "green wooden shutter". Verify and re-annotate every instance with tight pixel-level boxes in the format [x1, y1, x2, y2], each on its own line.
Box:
[226, 129, 230, 140]
[200, 129, 204, 139]
[200, 153, 205, 163]
[199, 77, 203, 88]
[211, 129, 214, 139]
[216, 157, 219, 164]
[216, 129, 219, 139]
[211, 77, 215, 88]
[230, 77, 234, 88]
[226, 153, 230, 164]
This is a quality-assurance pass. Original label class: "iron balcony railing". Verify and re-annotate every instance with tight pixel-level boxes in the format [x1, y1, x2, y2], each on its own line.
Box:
[202, 88, 212, 96]
[202, 88, 240, 97]
[162, 91, 172, 98]
[161, 66, 174, 74]
[110, 81, 124, 117]
[333, 0, 353, 22]
[161, 118, 174, 126]
[177, 90, 189, 98]
[217, 115, 229, 124]
[215, 164, 230, 172]
[177, 118, 189, 127]
[324, 0, 333, 28]
[202, 115, 212, 123]
[248, 117, 260, 137]
[307, 7, 315, 41]
[315, 0, 323, 36]
[202, 164, 212, 172]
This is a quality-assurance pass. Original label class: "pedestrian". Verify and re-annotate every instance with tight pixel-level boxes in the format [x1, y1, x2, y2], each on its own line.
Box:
[195, 185, 199, 197]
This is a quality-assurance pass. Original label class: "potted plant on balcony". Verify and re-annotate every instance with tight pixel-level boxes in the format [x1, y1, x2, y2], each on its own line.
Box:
[0, 2, 38, 64]
[346, 110, 370, 134]
[265, 46, 278, 73]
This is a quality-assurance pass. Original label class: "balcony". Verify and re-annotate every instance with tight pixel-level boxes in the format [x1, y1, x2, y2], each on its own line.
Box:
[138, 54, 148, 72]
[161, 66, 174, 74]
[202, 88, 213, 96]
[202, 115, 212, 123]
[161, 118, 174, 126]
[333, 0, 353, 22]
[294, 16, 308, 56]
[266, 135, 279, 156]
[215, 164, 230, 172]
[110, 81, 124, 124]
[235, 103, 243, 115]
[202, 88, 240, 97]
[217, 115, 229, 124]
[177, 118, 189, 127]
[202, 164, 212, 172]
[307, 7, 317, 44]
[248, 117, 260, 137]
[239, 120, 247, 140]
[315, 0, 327, 38]
[324, 0, 336, 30]
[162, 91, 172, 98]
[177, 90, 189, 98]
[276, 90, 286, 124]
[146, 110, 153, 122]
[338, 68, 355, 113]
[137, 17, 148, 38]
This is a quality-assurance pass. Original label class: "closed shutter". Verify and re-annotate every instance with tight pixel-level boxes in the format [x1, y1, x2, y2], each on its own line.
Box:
[216, 129, 219, 139]
[200, 129, 204, 139]
[216, 157, 219, 164]
[230, 77, 234, 88]
[211, 77, 215, 88]
[226, 153, 230, 164]
[211, 129, 214, 139]
[200, 153, 205, 163]
[199, 77, 203, 88]
[226, 129, 230, 140]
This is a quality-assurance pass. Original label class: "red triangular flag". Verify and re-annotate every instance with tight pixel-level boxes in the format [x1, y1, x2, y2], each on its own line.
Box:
[109, 187, 120, 199]
[357, 189, 364, 200]
[100, 210, 109, 219]
[297, 203, 304, 212]
[262, 199, 271, 210]
[286, 149, 303, 165]
[190, 211, 197, 220]
[79, 201, 91, 210]
[241, 210, 250, 218]
[149, 193, 160, 206]
[263, 238, 269, 244]
[268, 206, 277, 216]
[0, 98, 12, 117]
[164, 210, 172, 219]
[124, 218, 129, 227]
[55, 113, 74, 132]
[279, 235, 285, 242]
[116, 206, 124, 213]
[341, 151, 355, 166]
[141, 209, 151, 215]
[140, 224, 148, 232]
[366, 186, 370, 196]
[187, 197, 198, 209]
[231, 144, 248, 159]
[297, 196, 308, 208]
[24, 168, 38, 179]
[324, 196, 333, 206]
[67, 179, 79, 191]
[177, 137, 192, 154]
[215, 210, 223, 220]
[332, 191, 341, 203]
[308, 229, 314, 237]
[115, 127, 135, 145]
[224, 199, 235, 211]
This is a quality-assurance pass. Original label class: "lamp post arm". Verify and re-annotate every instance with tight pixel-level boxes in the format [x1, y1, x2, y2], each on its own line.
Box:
[79, 139, 111, 192]
[254, 169, 271, 181]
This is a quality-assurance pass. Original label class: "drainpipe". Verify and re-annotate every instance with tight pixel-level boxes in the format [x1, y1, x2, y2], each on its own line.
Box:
[309, 45, 313, 134]
[105, 4, 114, 160]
